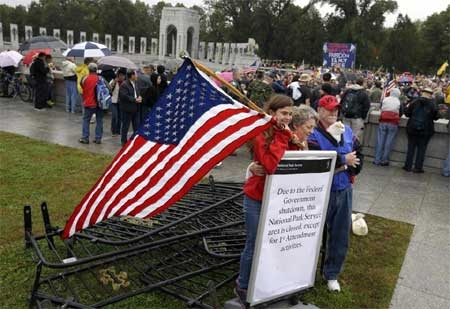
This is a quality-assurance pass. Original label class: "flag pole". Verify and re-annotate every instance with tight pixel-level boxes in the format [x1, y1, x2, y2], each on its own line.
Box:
[191, 59, 303, 148]
[191, 59, 265, 114]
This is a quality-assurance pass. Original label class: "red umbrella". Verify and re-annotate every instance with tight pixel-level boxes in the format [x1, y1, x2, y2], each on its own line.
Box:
[22, 48, 52, 65]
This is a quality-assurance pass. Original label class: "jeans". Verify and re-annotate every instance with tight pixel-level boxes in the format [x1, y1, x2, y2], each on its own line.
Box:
[404, 134, 432, 170]
[111, 103, 121, 135]
[65, 79, 79, 113]
[238, 195, 261, 290]
[121, 111, 139, 146]
[82, 107, 104, 141]
[323, 186, 352, 280]
[374, 123, 398, 164]
[442, 147, 450, 177]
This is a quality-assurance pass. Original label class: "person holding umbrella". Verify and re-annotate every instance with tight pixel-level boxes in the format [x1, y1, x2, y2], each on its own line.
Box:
[29, 52, 50, 110]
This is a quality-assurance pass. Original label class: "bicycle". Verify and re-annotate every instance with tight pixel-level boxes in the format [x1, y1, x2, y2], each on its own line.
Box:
[0, 73, 33, 102]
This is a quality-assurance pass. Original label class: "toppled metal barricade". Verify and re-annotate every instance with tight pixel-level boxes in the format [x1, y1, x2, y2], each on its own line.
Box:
[24, 181, 245, 308]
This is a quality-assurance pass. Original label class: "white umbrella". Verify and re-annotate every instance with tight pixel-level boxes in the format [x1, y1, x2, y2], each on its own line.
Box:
[0, 50, 23, 67]
[97, 55, 137, 70]
[63, 41, 111, 58]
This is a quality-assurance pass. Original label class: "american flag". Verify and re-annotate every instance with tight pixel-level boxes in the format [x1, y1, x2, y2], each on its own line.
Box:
[381, 79, 396, 101]
[62, 58, 272, 239]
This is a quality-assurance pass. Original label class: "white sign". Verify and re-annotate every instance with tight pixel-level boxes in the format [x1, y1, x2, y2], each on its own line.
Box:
[247, 150, 336, 306]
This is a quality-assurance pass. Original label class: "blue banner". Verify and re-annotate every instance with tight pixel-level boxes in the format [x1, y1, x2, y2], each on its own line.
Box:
[322, 43, 356, 69]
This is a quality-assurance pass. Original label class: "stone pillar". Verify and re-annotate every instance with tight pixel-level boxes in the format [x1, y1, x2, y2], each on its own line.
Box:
[39, 27, 46, 36]
[158, 33, 165, 60]
[117, 35, 123, 54]
[10, 24, 18, 49]
[231, 43, 238, 65]
[66, 30, 74, 47]
[223, 43, 230, 65]
[151, 38, 158, 56]
[199, 41, 205, 60]
[0, 23, 3, 48]
[104, 34, 112, 50]
[207, 42, 214, 62]
[92, 33, 99, 43]
[176, 33, 182, 58]
[80, 31, 86, 42]
[140, 37, 146, 54]
[128, 36, 135, 54]
[215, 42, 222, 64]
[25, 26, 33, 40]
[53, 29, 60, 40]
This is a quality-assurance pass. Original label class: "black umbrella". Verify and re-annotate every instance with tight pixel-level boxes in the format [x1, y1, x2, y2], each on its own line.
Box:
[19, 35, 68, 52]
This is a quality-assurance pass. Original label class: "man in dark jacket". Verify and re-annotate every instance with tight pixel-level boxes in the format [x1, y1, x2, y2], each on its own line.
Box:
[340, 77, 371, 143]
[403, 87, 438, 173]
[30, 52, 49, 110]
[119, 69, 142, 146]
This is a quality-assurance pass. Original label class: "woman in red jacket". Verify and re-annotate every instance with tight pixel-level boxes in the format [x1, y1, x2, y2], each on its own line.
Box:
[235, 94, 297, 307]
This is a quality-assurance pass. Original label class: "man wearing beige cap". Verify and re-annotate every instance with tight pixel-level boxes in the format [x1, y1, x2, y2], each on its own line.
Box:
[296, 73, 312, 106]
[62, 56, 79, 113]
[403, 87, 438, 173]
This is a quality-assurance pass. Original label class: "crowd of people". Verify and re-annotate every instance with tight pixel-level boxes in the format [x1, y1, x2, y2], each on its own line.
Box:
[1, 55, 449, 307]
[225, 66, 450, 177]
[23, 55, 169, 147]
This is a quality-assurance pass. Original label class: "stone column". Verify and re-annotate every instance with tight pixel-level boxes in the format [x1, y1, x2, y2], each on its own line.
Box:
[66, 30, 74, 47]
[230, 43, 238, 65]
[176, 34, 182, 58]
[80, 31, 86, 42]
[158, 32, 165, 60]
[199, 41, 206, 60]
[92, 33, 99, 43]
[207, 42, 214, 62]
[39, 27, 46, 36]
[140, 37, 146, 54]
[104, 34, 112, 50]
[151, 38, 158, 56]
[128, 36, 135, 54]
[25, 26, 33, 40]
[53, 29, 60, 40]
[117, 35, 123, 54]
[10, 24, 18, 49]
[0, 23, 3, 49]
[223, 43, 230, 65]
[215, 42, 222, 64]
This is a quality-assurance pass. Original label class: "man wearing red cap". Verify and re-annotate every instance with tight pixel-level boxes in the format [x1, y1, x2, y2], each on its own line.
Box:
[308, 95, 363, 292]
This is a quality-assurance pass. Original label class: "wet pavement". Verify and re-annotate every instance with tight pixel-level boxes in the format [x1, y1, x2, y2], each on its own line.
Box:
[0, 98, 449, 308]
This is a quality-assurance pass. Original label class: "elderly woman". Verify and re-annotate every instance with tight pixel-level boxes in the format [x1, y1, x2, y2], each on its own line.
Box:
[247, 104, 318, 178]
[290, 105, 319, 149]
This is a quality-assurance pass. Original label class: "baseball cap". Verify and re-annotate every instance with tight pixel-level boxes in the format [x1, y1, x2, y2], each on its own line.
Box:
[318, 95, 341, 110]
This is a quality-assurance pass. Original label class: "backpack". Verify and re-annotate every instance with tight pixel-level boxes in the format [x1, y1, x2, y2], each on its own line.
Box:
[341, 89, 359, 118]
[96, 77, 112, 110]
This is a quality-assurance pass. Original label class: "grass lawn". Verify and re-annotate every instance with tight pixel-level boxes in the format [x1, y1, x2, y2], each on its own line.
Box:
[0, 131, 413, 308]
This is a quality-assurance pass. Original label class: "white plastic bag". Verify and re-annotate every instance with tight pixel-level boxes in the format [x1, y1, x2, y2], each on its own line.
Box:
[351, 213, 368, 236]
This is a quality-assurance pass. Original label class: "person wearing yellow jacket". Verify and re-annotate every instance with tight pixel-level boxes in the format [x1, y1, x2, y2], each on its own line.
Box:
[76, 57, 94, 94]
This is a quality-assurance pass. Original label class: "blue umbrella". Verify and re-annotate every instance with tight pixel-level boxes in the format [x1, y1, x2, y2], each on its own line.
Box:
[62, 41, 111, 58]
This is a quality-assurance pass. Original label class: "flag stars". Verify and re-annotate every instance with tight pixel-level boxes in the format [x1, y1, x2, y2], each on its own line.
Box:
[166, 93, 173, 100]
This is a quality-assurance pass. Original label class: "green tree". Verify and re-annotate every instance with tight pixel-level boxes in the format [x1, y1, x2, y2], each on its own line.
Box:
[321, 0, 397, 68]
[382, 14, 419, 72]
[418, 5, 450, 72]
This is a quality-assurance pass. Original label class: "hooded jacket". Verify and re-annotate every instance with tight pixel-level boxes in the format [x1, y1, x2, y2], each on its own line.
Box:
[379, 88, 402, 125]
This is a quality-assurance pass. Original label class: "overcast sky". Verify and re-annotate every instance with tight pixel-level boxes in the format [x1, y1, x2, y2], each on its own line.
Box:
[0, 0, 447, 27]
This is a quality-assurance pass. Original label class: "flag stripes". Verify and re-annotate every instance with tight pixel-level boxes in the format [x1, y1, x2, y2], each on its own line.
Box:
[62, 58, 271, 238]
